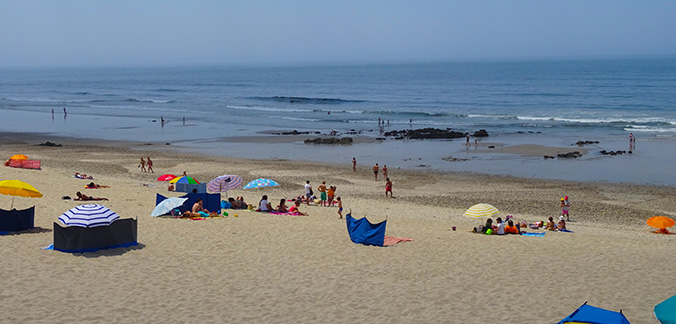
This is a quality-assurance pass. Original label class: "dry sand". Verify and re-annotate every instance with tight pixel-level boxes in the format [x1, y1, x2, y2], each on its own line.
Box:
[1, 137, 675, 323]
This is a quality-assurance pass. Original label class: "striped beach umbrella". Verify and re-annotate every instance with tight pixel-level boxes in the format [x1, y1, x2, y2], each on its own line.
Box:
[464, 203, 500, 220]
[207, 175, 243, 192]
[243, 178, 279, 189]
[58, 204, 120, 228]
[169, 176, 200, 184]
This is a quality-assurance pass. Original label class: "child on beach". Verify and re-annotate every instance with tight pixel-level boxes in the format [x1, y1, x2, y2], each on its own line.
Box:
[327, 186, 336, 206]
[385, 178, 393, 198]
[352, 157, 356, 172]
[337, 197, 343, 219]
[561, 196, 571, 221]
[288, 199, 307, 216]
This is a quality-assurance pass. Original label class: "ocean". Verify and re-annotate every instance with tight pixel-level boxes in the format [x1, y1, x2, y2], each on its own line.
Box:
[2, 58, 676, 185]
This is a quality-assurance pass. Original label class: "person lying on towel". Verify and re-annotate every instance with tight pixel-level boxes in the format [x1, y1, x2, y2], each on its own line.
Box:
[75, 191, 108, 201]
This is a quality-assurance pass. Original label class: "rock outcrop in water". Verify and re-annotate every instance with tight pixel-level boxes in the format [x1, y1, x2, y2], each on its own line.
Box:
[304, 137, 353, 145]
[384, 128, 482, 139]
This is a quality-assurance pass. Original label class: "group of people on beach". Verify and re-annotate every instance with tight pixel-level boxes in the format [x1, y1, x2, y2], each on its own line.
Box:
[371, 163, 394, 197]
[139, 157, 154, 173]
[257, 195, 309, 216]
[304, 180, 343, 218]
[474, 197, 571, 235]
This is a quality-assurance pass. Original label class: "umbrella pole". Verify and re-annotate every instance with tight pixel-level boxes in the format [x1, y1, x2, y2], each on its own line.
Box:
[11, 196, 15, 209]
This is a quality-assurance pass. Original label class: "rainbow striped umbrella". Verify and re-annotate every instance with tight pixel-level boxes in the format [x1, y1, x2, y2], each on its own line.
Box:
[169, 176, 200, 184]
[243, 178, 279, 189]
[207, 175, 243, 192]
[464, 203, 500, 220]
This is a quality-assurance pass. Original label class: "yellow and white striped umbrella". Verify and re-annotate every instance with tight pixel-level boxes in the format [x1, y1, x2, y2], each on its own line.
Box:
[464, 203, 499, 219]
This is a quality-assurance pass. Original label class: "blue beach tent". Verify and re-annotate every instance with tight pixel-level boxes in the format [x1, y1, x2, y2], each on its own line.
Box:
[345, 213, 386, 246]
[655, 294, 676, 324]
[558, 302, 630, 324]
[156, 193, 221, 215]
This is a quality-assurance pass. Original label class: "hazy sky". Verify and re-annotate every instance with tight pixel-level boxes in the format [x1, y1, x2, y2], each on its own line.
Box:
[1, 0, 675, 67]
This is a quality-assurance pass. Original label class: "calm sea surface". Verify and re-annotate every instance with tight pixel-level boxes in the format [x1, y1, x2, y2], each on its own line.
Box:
[2, 58, 676, 185]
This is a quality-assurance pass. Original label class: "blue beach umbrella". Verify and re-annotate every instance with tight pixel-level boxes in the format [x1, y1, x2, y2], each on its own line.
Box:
[655, 294, 676, 324]
[243, 178, 279, 189]
[207, 175, 243, 193]
[151, 197, 188, 217]
[58, 204, 120, 228]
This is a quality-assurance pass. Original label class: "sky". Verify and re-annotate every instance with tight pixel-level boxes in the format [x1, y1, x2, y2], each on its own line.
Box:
[1, 0, 675, 67]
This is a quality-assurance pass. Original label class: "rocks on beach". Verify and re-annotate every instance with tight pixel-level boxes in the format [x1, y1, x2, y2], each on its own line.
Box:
[384, 128, 489, 140]
[544, 151, 583, 159]
[304, 137, 353, 145]
[37, 141, 63, 147]
[575, 140, 600, 146]
[599, 150, 631, 156]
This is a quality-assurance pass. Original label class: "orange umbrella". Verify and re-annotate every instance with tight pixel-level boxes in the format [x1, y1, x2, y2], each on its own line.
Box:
[10, 154, 29, 160]
[647, 216, 675, 229]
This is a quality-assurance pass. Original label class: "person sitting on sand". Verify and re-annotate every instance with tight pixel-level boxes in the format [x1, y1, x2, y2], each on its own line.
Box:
[505, 220, 519, 234]
[480, 218, 493, 234]
[557, 216, 566, 230]
[74, 191, 108, 201]
[288, 199, 307, 216]
[191, 199, 216, 217]
[546, 217, 557, 231]
[258, 195, 273, 212]
[228, 197, 242, 209]
[495, 217, 506, 235]
[276, 199, 289, 213]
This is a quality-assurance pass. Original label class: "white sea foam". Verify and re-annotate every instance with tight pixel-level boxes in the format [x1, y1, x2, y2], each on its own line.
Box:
[226, 105, 313, 113]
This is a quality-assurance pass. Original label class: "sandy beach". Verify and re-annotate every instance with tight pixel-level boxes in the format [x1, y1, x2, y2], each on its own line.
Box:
[1, 136, 675, 323]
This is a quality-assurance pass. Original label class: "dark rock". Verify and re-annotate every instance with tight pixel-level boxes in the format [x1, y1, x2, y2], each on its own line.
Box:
[473, 129, 489, 137]
[38, 141, 62, 147]
[442, 156, 469, 162]
[384, 128, 466, 139]
[375, 137, 386, 141]
[557, 151, 582, 159]
[544, 155, 555, 159]
[575, 140, 600, 146]
[280, 130, 310, 135]
[304, 137, 353, 145]
[488, 145, 495, 148]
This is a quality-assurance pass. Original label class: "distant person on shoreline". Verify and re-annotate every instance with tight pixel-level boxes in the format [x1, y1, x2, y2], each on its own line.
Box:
[373, 163, 379, 181]
[385, 178, 393, 198]
[382, 165, 388, 179]
[139, 158, 146, 172]
[146, 157, 154, 173]
[465, 133, 470, 146]
[352, 157, 356, 172]
[629, 133, 636, 151]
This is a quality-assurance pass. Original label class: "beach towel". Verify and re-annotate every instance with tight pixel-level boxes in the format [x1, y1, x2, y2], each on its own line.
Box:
[383, 236, 414, 246]
[558, 229, 574, 233]
[521, 232, 546, 237]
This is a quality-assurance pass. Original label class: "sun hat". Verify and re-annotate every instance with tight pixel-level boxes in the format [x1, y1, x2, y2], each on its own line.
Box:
[561, 198, 565, 201]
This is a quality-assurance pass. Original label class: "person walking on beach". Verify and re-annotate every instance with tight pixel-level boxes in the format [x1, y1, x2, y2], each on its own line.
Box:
[352, 157, 356, 172]
[146, 157, 154, 173]
[466, 133, 470, 146]
[629, 133, 636, 151]
[139, 157, 146, 172]
[373, 163, 379, 181]
[385, 178, 393, 198]
[382, 165, 388, 179]
[561, 196, 571, 221]
[304, 180, 313, 205]
[337, 197, 343, 219]
[318, 181, 327, 207]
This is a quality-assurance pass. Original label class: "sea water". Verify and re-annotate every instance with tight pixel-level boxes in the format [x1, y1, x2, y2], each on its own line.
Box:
[2, 58, 676, 185]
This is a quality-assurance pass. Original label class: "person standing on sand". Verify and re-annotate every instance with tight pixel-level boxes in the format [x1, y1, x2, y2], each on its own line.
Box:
[373, 163, 379, 181]
[382, 165, 388, 179]
[337, 197, 343, 219]
[561, 196, 571, 221]
[352, 157, 356, 172]
[147, 157, 154, 173]
[385, 178, 393, 198]
[304, 180, 312, 205]
[466, 133, 470, 146]
[139, 157, 146, 172]
[318, 181, 327, 207]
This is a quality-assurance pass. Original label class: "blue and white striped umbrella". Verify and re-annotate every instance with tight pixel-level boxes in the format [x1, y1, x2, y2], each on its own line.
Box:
[207, 175, 243, 192]
[59, 204, 120, 228]
[243, 178, 279, 189]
